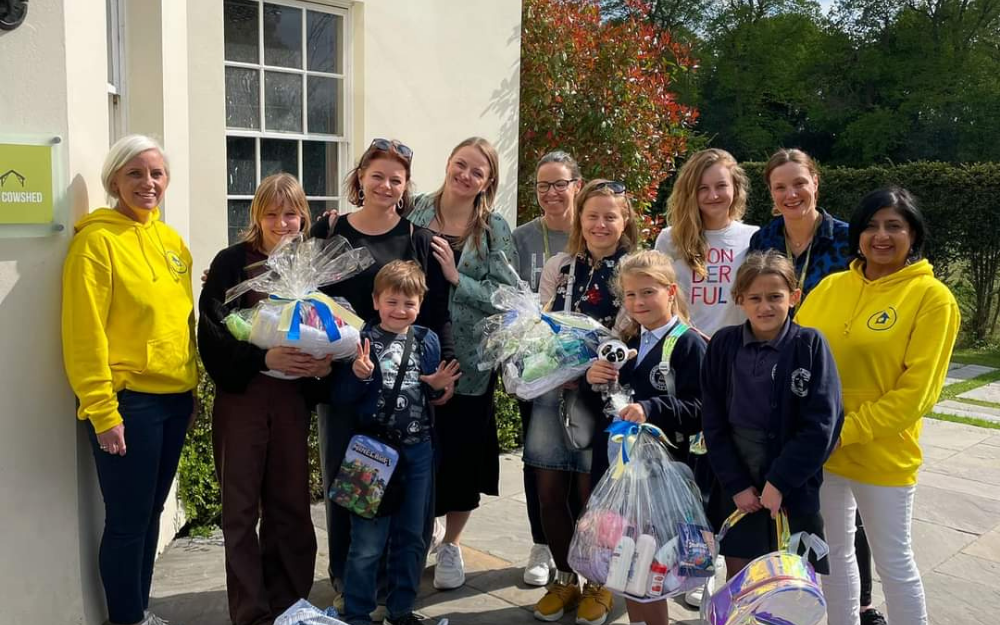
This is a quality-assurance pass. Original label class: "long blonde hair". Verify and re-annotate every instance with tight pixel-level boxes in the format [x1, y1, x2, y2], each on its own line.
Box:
[567, 179, 641, 257]
[431, 137, 500, 256]
[667, 149, 748, 279]
[241, 173, 312, 250]
[613, 250, 690, 342]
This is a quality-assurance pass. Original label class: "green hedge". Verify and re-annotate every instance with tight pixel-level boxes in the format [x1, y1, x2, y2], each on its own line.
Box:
[179, 368, 525, 533]
[655, 161, 1000, 343]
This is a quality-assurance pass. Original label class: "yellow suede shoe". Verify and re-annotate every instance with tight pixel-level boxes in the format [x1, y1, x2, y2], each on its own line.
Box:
[533, 571, 581, 622]
[576, 581, 613, 625]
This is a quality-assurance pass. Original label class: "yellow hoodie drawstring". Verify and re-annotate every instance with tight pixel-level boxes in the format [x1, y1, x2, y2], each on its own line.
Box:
[134, 224, 160, 282]
[843, 280, 866, 336]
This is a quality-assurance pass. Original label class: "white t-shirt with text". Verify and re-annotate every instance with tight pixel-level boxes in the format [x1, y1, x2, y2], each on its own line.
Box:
[654, 221, 758, 337]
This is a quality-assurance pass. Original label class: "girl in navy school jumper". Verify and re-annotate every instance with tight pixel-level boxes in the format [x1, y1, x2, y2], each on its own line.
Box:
[586, 250, 706, 625]
[701, 250, 843, 580]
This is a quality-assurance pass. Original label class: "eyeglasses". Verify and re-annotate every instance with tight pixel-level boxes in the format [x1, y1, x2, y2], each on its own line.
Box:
[536, 179, 579, 193]
[593, 180, 626, 194]
[369, 138, 413, 161]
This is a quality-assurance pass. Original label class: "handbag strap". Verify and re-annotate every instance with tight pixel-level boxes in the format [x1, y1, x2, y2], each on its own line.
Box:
[716, 509, 791, 551]
[379, 327, 415, 437]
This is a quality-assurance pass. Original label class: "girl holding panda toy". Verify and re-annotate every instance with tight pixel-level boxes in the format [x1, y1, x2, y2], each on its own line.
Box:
[584, 249, 707, 625]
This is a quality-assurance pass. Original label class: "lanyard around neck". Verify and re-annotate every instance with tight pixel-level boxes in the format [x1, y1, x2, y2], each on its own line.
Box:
[784, 215, 822, 289]
[540, 219, 551, 260]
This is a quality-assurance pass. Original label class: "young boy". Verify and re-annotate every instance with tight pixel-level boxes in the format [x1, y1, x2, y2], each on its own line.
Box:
[333, 260, 460, 625]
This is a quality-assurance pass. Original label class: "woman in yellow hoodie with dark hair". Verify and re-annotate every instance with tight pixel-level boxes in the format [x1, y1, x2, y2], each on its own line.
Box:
[796, 187, 959, 625]
[61, 135, 197, 625]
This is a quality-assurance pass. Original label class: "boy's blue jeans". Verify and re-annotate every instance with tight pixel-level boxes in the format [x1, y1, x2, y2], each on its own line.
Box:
[86, 389, 193, 625]
[342, 439, 434, 624]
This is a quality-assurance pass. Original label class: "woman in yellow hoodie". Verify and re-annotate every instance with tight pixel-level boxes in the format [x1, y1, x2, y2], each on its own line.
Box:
[62, 135, 197, 625]
[796, 187, 959, 625]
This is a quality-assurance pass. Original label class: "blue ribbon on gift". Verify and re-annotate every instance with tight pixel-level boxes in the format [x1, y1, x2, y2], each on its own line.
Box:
[605, 421, 665, 465]
[269, 294, 342, 343]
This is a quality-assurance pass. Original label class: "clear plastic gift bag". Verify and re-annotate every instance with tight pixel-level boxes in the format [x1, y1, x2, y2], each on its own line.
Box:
[568, 422, 716, 602]
[222, 235, 373, 377]
[475, 284, 612, 400]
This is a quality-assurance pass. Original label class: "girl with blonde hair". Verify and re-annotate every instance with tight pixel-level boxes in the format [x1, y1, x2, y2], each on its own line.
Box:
[654, 148, 757, 337]
[529, 179, 639, 625]
[199, 173, 331, 625]
[585, 249, 707, 625]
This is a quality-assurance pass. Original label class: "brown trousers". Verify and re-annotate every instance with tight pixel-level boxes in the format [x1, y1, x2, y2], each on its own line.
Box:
[213, 375, 317, 625]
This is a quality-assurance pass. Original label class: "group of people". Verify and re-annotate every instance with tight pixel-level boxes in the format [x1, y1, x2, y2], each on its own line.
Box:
[61, 134, 958, 625]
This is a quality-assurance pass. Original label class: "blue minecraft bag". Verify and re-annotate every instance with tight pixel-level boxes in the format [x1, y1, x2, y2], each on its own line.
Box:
[330, 434, 402, 519]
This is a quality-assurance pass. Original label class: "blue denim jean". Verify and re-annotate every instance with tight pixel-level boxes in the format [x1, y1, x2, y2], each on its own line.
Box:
[342, 440, 434, 625]
[87, 389, 193, 625]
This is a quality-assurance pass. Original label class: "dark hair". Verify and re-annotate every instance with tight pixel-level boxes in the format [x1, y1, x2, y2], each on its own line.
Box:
[732, 250, 798, 303]
[536, 150, 581, 179]
[848, 187, 926, 261]
[344, 139, 414, 213]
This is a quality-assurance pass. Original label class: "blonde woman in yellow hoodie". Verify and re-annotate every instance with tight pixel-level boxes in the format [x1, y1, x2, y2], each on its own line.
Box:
[796, 187, 959, 625]
[62, 135, 197, 625]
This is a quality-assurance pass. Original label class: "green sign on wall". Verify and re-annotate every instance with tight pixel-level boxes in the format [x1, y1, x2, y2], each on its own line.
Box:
[0, 142, 55, 224]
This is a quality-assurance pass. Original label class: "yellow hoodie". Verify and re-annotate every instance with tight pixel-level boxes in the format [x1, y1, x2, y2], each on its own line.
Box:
[62, 207, 198, 433]
[796, 259, 959, 486]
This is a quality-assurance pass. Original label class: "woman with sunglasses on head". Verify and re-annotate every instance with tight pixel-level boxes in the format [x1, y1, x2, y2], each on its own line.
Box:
[530, 179, 639, 625]
[309, 138, 455, 607]
[512, 150, 583, 587]
[407, 136, 520, 591]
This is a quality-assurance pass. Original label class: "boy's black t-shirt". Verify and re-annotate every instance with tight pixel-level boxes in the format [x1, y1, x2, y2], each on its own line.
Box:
[369, 325, 430, 445]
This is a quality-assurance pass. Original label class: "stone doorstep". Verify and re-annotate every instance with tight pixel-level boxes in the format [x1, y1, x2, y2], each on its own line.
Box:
[933, 399, 1000, 424]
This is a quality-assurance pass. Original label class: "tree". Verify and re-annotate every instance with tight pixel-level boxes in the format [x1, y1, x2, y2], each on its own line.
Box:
[519, 0, 699, 237]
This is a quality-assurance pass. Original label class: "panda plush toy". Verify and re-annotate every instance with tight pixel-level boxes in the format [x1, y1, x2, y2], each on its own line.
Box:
[597, 339, 630, 370]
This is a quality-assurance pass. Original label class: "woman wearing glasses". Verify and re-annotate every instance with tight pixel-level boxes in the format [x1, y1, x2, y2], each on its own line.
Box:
[407, 136, 519, 591]
[530, 179, 639, 625]
[309, 138, 455, 606]
[512, 150, 583, 587]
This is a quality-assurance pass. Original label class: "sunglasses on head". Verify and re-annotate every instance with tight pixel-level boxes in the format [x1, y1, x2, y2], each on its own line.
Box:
[370, 138, 413, 161]
[593, 180, 626, 194]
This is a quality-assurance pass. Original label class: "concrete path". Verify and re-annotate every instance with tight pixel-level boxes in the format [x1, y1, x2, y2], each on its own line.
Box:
[150, 418, 1000, 625]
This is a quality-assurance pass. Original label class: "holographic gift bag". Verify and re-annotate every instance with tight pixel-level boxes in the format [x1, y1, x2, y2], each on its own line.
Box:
[703, 510, 827, 625]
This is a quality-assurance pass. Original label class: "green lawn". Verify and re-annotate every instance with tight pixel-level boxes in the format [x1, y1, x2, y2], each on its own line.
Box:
[952, 347, 1000, 369]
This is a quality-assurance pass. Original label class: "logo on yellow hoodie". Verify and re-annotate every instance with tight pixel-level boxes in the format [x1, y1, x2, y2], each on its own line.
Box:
[866, 307, 898, 331]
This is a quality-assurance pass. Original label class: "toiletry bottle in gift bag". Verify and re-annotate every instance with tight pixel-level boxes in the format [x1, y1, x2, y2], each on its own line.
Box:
[646, 561, 668, 598]
[605, 535, 636, 592]
[625, 534, 657, 596]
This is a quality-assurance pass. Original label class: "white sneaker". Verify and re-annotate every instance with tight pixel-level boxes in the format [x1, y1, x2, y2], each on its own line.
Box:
[683, 572, 716, 608]
[523, 543, 555, 586]
[433, 542, 466, 590]
[429, 517, 446, 554]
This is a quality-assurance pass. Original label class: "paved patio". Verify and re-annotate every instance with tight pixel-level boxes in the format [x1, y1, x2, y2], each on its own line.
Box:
[150, 417, 1000, 625]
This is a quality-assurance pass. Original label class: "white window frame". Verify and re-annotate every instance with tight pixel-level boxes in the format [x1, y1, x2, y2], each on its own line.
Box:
[224, 0, 353, 241]
[107, 0, 127, 143]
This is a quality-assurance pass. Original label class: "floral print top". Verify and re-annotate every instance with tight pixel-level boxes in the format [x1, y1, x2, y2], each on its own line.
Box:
[551, 247, 628, 330]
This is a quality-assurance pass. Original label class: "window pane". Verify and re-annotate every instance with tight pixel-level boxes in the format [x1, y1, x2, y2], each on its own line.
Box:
[225, 67, 260, 129]
[228, 199, 252, 245]
[261, 138, 299, 179]
[308, 199, 339, 226]
[302, 141, 339, 197]
[307, 11, 343, 73]
[227, 137, 256, 195]
[307, 76, 342, 135]
[263, 3, 302, 69]
[264, 71, 303, 132]
[224, 0, 258, 63]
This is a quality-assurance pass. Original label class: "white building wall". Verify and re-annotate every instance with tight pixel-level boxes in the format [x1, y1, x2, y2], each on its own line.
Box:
[353, 0, 523, 224]
[0, 0, 109, 623]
